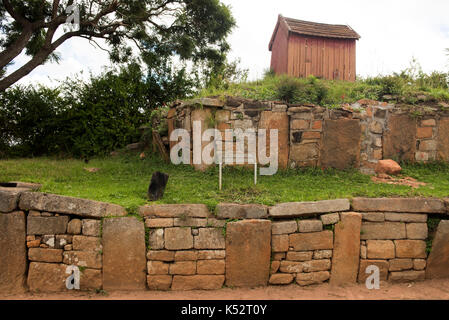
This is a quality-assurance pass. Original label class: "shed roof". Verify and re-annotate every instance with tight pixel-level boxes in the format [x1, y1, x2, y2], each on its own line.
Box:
[269, 15, 361, 51]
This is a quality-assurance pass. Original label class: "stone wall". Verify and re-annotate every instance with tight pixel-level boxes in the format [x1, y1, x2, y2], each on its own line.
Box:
[168, 98, 449, 173]
[140, 204, 226, 291]
[1, 186, 449, 293]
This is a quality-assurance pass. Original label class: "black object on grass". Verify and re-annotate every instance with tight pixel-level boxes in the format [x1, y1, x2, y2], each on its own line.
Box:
[0, 182, 17, 188]
[148, 172, 169, 201]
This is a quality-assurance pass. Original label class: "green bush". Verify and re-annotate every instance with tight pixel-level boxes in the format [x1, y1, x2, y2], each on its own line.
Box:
[0, 85, 65, 157]
[0, 62, 195, 158]
[59, 64, 149, 158]
[364, 76, 405, 97]
[275, 76, 299, 103]
[274, 75, 328, 105]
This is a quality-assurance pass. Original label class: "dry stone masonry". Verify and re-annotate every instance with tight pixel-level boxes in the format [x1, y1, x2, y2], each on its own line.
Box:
[1, 185, 449, 293]
[140, 204, 227, 290]
[168, 97, 449, 173]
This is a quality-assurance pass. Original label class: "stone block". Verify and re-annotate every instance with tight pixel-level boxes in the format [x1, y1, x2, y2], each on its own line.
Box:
[269, 274, 294, 285]
[389, 259, 413, 272]
[63, 251, 102, 269]
[358, 260, 389, 283]
[27, 262, 66, 292]
[302, 259, 331, 272]
[225, 220, 271, 287]
[270, 261, 280, 274]
[420, 140, 437, 151]
[191, 97, 225, 108]
[366, 240, 395, 259]
[139, 204, 211, 218]
[194, 228, 225, 250]
[314, 250, 333, 260]
[165, 227, 193, 250]
[383, 115, 416, 162]
[197, 260, 225, 275]
[298, 220, 323, 233]
[80, 269, 102, 290]
[361, 212, 385, 222]
[352, 198, 445, 213]
[72, 236, 102, 251]
[426, 220, 449, 279]
[145, 218, 174, 228]
[27, 216, 69, 235]
[206, 219, 226, 228]
[270, 199, 350, 218]
[279, 261, 304, 273]
[259, 111, 289, 169]
[174, 251, 198, 261]
[414, 259, 426, 271]
[82, 219, 101, 236]
[421, 119, 436, 127]
[147, 275, 172, 291]
[320, 213, 339, 225]
[375, 160, 401, 175]
[296, 271, 330, 286]
[289, 231, 333, 251]
[0, 212, 26, 292]
[321, 119, 361, 170]
[19, 192, 126, 218]
[173, 218, 207, 228]
[0, 188, 25, 213]
[417, 127, 433, 139]
[291, 119, 310, 130]
[286, 251, 313, 261]
[389, 271, 425, 282]
[102, 217, 146, 290]
[406, 223, 428, 240]
[394, 240, 427, 258]
[28, 248, 63, 263]
[169, 261, 196, 275]
[147, 261, 169, 275]
[272, 221, 297, 235]
[361, 222, 406, 240]
[147, 250, 175, 262]
[437, 118, 449, 161]
[330, 212, 362, 286]
[384, 213, 427, 223]
[67, 219, 82, 235]
[149, 229, 164, 250]
[171, 275, 224, 291]
[272, 253, 286, 261]
[197, 250, 226, 260]
[272, 234, 289, 252]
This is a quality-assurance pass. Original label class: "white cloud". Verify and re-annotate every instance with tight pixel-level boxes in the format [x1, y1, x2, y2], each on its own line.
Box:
[5, 0, 449, 86]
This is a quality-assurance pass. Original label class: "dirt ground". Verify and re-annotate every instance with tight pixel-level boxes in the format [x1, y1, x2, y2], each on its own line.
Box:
[1, 279, 449, 300]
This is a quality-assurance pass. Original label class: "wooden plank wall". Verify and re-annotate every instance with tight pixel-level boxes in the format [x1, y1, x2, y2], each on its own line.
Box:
[285, 34, 356, 81]
[270, 21, 289, 74]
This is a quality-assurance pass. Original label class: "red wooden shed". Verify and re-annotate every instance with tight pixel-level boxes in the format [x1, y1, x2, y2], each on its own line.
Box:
[269, 15, 361, 81]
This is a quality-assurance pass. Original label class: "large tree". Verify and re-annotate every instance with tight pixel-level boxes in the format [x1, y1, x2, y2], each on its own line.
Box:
[0, 0, 235, 91]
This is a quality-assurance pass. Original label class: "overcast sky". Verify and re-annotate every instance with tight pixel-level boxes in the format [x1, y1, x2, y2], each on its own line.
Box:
[7, 0, 449, 87]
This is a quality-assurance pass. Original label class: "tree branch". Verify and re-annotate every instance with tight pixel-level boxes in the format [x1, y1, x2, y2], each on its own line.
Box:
[3, 0, 30, 26]
[0, 30, 81, 92]
[0, 27, 33, 69]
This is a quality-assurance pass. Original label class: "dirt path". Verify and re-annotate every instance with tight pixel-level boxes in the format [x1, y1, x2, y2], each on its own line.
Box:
[2, 279, 449, 300]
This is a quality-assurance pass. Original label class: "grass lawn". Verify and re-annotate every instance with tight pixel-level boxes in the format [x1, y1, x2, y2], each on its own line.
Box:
[1, 153, 449, 213]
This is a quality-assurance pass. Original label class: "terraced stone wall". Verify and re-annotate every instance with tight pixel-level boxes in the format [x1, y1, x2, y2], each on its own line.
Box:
[168, 97, 449, 174]
[1, 186, 449, 293]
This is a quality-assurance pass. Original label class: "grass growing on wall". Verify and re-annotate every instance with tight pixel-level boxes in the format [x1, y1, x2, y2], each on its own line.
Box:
[195, 72, 449, 108]
[1, 154, 449, 212]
